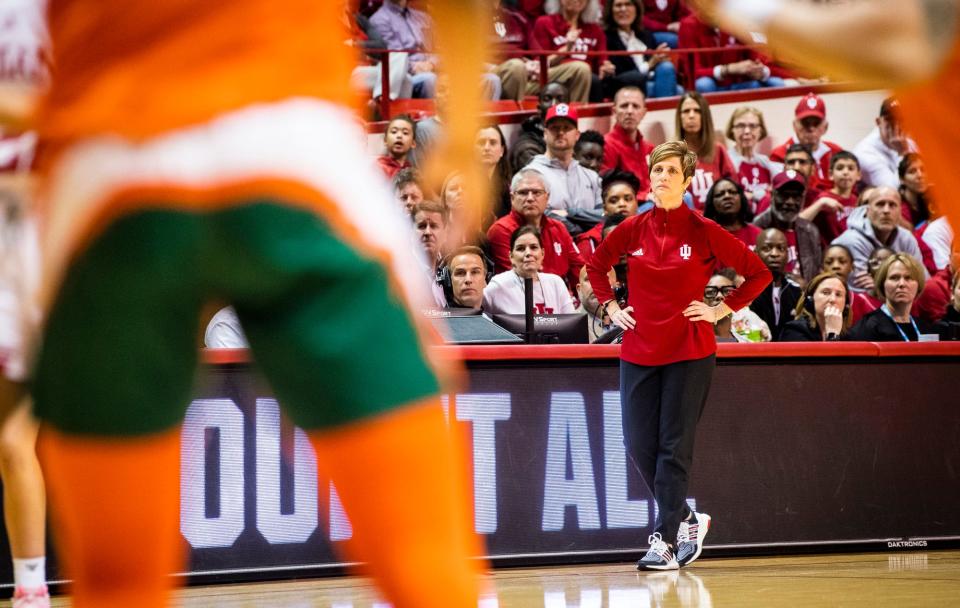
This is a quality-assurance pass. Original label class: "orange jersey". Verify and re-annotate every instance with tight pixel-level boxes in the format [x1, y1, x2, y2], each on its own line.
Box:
[896, 29, 960, 238]
[39, 0, 357, 147]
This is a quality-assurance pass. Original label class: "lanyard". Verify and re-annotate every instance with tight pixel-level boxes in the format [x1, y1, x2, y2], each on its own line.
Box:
[880, 304, 919, 342]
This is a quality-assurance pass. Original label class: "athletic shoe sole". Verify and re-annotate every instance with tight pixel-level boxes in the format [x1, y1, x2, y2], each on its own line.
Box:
[637, 559, 680, 571]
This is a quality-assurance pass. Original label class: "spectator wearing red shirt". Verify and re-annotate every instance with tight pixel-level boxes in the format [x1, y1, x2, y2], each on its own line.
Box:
[898, 153, 934, 230]
[753, 170, 824, 285]
[799, 151, 861, 244]
[601, 86, 653, 195]
[678, 14, 785, 93]
[576, 168, 641, 255]
[769, 94, 844, 188]
[493, 0, 593, 102]
[675, 92, 735, 210]
[587, 141, 769, 570]
[641, 0, 689, 48]
[377, 115, 416, 180]
[725, 106, 775, 212]
[532, 0, 615, 102]
[486, 167, 584, 289]
[703, 178, 760, 249]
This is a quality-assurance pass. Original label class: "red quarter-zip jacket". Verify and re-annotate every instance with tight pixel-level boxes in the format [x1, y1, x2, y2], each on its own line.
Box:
[586, 203, 771, 366]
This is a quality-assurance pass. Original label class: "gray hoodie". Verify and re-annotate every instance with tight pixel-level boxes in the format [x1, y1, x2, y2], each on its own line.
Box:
[831, 205, 927, 292]
[525, 154, 603, 234]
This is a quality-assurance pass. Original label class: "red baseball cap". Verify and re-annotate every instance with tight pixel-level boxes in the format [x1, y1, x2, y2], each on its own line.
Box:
[544, 103, 579, 126]
[795, 93, 826, 121]
[772, 170, 806, 191]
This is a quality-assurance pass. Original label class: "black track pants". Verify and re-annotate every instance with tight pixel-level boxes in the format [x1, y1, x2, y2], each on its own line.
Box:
[619, 354, 715, 547]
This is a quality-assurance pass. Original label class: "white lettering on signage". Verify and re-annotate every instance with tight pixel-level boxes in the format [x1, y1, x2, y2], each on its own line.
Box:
[180, 399, 246, 548]
[255, 399, 319, 544]
[455, 393, 512, 534]
[602, 391, 648, 528]
[542, 393, 601, 531]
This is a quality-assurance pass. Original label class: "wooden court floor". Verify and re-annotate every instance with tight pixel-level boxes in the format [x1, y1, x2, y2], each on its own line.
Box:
[48, 550, 960, 607]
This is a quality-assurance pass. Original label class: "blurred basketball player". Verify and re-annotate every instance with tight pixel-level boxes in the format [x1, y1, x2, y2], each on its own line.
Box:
[3, 1, 494, 607]
[0, 1, 50, 605]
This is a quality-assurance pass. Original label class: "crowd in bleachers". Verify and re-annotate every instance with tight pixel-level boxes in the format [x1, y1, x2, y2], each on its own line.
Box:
[349, 0, 818, 110]
[360, 81, 959, 346]
[209, 1, 959, 347]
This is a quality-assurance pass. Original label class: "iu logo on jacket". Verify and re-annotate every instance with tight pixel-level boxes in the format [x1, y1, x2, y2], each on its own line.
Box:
[679, 243, 692, 260]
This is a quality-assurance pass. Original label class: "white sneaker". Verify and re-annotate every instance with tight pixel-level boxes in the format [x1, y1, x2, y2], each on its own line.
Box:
[636, 532, 679, 571]
[677, 511, 711, 567]
[12, 585, 49, 608]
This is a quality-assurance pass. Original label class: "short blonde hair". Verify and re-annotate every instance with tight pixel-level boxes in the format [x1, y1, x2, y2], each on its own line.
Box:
[649, 141, 697, 180]
[725, 106, 768, 141]
[873, 253, 926, 299]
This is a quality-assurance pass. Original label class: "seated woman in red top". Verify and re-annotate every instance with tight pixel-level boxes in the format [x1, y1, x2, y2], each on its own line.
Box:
[675, 92, 736, 210]
[703, 178, 760, 249]
[586, 140, 770, 571]
[780, 272, 851, 341]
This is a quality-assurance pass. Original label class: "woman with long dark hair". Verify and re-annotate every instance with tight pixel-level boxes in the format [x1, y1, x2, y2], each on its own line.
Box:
[475, 124, 513, 219]
[675, 92, 736, 209]
[586, 140, 770, 570]
[602, 0, 679, 98]
[897, 153, 932, 230]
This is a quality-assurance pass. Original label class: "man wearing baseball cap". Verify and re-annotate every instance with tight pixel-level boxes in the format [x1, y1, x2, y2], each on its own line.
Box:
[525, 103, 603, 236]
[770, 93, 843, 187]
[753, 169, 824, 284]
[853, 97, 918, 189]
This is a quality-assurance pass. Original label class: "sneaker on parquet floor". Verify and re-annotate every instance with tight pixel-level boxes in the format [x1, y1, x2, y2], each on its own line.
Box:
[636, 532, 679, 571]
[677, 511, 711, 567]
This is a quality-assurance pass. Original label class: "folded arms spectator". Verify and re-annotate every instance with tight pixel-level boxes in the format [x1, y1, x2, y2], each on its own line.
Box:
[603, 0, 679, 99]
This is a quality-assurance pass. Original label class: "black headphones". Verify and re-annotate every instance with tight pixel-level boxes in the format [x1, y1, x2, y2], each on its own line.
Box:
[437, 247, 495, 306]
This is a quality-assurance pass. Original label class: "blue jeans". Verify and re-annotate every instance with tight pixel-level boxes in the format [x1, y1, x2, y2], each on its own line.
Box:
[695, 76, 786, 93]
[652, 31, 679, 49]
[411, 72, 437, 98]
[645, 61, 683, 98]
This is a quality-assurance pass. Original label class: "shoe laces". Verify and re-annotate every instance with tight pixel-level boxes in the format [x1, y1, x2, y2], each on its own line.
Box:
[646, 532, 674, 560]
[677, 517, 697, 543]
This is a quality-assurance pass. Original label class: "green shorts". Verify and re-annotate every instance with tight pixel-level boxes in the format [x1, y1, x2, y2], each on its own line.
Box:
[32, 202, 441, 436]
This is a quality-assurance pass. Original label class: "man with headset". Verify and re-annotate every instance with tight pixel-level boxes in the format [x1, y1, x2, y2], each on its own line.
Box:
[441, 246, 491, 311]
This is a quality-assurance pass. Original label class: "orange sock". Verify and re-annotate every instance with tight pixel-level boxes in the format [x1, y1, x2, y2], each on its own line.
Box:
[309, 397, 485, 608]
[39, 428, 183, 608]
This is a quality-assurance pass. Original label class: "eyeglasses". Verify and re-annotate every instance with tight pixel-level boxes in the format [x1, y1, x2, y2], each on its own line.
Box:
[704, 286, 735, 298]
[732, 123, 761, 131]
[513, 188, 547, 198]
